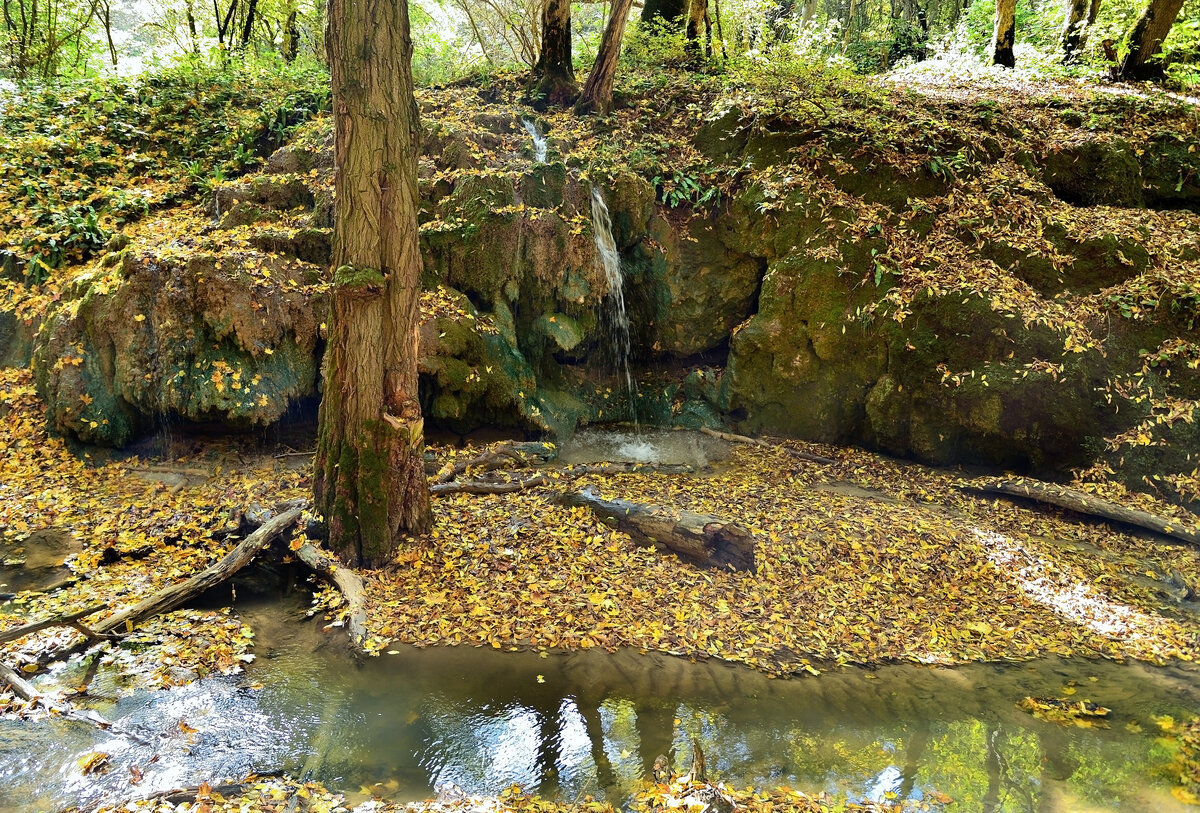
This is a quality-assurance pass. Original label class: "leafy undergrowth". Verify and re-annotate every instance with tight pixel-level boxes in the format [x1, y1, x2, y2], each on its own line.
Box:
[86, 775, 943, 813]
[0, 63, 328, 282]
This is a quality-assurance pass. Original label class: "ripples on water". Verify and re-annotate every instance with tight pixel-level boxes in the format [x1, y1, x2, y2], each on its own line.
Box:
[1, 597, 1197, 812]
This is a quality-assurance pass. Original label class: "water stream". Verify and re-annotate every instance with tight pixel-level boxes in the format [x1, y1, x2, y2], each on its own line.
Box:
[590, 188, 639, 428]
[1, 594, 1197, 812]
[522, 118, 548, 163]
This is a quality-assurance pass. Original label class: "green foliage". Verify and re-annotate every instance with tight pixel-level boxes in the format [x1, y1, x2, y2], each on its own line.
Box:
[0, 57, 329, 281]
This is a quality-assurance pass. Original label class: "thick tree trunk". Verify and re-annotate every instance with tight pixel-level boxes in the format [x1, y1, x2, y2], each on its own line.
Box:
[1117, 0, 1185, 79]
[533, 0, 577, 105]
[317, 0, 433, 567]
[640, 0, 686, 23]
[991, 0, 1016, 66]
[559, 489, 757, 572]
[575, 0, 634, 115]
[1060, 0, 1091, 61]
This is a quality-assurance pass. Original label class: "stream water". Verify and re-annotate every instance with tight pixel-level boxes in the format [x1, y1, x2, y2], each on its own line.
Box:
[1, 593, 1197, 812]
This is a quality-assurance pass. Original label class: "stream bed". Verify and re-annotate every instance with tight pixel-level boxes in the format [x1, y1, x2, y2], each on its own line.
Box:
[1, 595, 1198, 812]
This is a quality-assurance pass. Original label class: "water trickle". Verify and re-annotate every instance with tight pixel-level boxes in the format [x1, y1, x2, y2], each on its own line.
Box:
[521, 118, 547, 163]
[590, 187, 638, 427]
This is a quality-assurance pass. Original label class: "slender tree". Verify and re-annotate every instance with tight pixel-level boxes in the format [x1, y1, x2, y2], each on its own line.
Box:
[575, 0, 634, 114]
[532, 0, 576, 105]
[991, 0, 1016, 67]
[316, 0, 433, 567]
[1117, 0, 1185, 79]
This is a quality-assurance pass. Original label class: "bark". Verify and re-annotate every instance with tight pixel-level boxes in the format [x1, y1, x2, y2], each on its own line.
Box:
[1060, 0, 1091, 62]
[95, 509, 303, 635]
[559, 489, 757, 572]
[282, 8, 299, 61]
[240, 0, 257, 46]
[991, 0, 1016, 67]
[685, 0, 708, 61]
[533, 0, 577, 106]
[972, 478, 1200, 546]
[575, 0, 634, 115]
[1117, 0, 1185, 80]
[640, 0, 685, 22]
[317, 0, 433, 567]
[0, 603, 106, 645]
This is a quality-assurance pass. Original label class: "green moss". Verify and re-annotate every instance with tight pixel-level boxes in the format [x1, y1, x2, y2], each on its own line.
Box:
[334, 265, 385, 288]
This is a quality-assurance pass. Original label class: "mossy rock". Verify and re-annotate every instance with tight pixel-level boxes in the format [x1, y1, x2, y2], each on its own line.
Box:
[1040, 138, 1144, 208]
[644, 208, 766, 357]
[32, 249, 321, 446]
[520, 162, 567, 209]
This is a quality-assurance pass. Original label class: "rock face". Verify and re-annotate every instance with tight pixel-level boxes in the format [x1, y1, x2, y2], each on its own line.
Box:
[20, 89, 1200, 498]
[34, 249, 322, 446]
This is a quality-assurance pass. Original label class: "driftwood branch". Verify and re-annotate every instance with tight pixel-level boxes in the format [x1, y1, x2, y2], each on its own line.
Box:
[0, 603, 107, 645]
[973, 478, 1200, 546]
[94, 508, 303, 636]
[700, 426, 836, 464]
[429, 461, 697, 497]
[559, 488, 757, 572]
[0, 655, 138, 739]
[293, 542, 368, 648]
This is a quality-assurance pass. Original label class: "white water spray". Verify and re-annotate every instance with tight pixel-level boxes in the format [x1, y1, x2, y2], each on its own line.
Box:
[521, 118, 547, 163]
[590, 186, 638, 426]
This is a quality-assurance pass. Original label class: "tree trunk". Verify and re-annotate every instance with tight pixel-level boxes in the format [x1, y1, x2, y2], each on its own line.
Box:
[1117, 0, 1184, 79]
[1060, 0, 1091, 61]
[317, 0, 433, 568]
[991, 0, 1016, 66]
[574, 0, 633, 115]
[240, 0, 257, 46]
[282, 6, 299, 61]
[533, 0, 577, 105]
[640, 0, 686, 23]
[685, 0, 708, 63]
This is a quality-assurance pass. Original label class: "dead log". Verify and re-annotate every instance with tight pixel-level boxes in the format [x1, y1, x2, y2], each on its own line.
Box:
[293, 542, 368, 648]
[0, 603, 107, 645]
[700, 426, 835, 464]
[94, 508, 303, 635]
[431, 473, 553, 496]
[433, 444, 530, 484]
[973, 478, 1200, 547]
[558, 488, 756, 572]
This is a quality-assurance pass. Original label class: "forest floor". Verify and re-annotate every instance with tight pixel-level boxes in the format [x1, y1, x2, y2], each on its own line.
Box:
[3, 360, 1200, 689]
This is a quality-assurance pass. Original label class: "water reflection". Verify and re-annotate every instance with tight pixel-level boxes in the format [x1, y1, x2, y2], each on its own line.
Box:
[1, 598, 1197, 812]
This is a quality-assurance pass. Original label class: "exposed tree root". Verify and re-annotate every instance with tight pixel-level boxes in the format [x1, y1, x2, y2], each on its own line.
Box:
[972, 478, 1200, 547]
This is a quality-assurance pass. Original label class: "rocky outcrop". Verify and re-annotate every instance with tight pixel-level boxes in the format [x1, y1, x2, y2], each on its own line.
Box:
[20, 88, 1200, 499]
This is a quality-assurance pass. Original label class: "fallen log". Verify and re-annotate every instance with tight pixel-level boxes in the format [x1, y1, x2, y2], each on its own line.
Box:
[700, 426, 836, 464]
[431, 473, 553, 496]
[94, 508, 303, 636]
[293, 542, 368, 648]
[558, 488, 757, 572]
[973, 478, 1200, 547]
[433, 444, 530, 484]
[0, 603, 107, 645]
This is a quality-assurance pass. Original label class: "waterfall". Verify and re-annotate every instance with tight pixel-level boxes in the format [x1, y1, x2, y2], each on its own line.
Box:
[590, 186, 638, 426]
[521, 118, 547, 163]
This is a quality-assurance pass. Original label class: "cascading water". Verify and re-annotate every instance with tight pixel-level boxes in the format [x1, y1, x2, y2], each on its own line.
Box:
[590, 187, 638, 427]
[521, 118, 547, 163]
